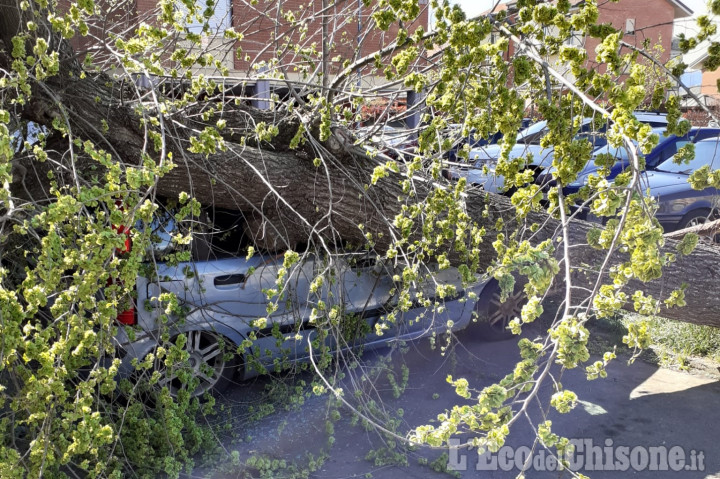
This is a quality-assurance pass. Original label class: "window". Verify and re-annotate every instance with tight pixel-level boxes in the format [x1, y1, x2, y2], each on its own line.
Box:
[182, 0, 233, 35]
[625, 18, 635, 35]
[566, 29, 583, 47]
[658, 140, 689, 164]
[657, 141, 720, 174]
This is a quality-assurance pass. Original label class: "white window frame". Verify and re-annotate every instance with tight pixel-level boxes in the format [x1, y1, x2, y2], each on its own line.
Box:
[625, 18, 635, 35]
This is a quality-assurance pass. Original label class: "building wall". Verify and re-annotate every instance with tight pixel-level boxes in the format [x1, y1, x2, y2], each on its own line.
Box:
[498, 0, 679, 82]
[585, 0, 676, 67]
[230, 0, 429, 74]
[701, 68, 720, 101]
[62, 0, 139, 63]
[123, 0, 429, 78]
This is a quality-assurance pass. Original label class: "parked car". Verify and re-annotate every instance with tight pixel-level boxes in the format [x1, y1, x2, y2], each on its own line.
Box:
[444, 112, 670, 194]
[444, 118, 535, 163]
[644, 138, 720, 239]
[113, 234, 525, 398]
[542, 127, 720, 196]
[356, 125, 417, 161]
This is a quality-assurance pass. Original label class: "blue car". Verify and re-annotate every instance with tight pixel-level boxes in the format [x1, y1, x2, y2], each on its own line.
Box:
[646, 138, 720, 238]
[444, 118, 534, 163]
[554, 127, 720, 196]
[445, 112, 669, 194]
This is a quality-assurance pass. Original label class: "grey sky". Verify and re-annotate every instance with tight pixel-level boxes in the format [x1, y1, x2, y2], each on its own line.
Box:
[450, 0, 709, 18]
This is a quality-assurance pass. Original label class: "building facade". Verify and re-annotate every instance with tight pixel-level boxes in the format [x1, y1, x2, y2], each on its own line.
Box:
[70, 0, 430, 83]
[493, 0, 692, 67]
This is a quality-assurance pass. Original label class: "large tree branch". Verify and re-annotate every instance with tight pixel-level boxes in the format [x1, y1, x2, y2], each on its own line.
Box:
[3, 0, 719, 329]
[664, 217, 720, 240]
[5, 63, 720, 327]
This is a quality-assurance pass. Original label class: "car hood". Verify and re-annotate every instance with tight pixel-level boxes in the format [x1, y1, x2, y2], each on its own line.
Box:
[468, 144, 551, 166]
[644, 171, 692, 196]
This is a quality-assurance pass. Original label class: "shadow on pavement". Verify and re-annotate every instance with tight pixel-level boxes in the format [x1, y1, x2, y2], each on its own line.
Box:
[193, 325, 720, 479]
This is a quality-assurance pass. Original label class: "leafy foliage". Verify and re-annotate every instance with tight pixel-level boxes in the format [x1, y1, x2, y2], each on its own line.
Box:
[0, 0, 719, 477]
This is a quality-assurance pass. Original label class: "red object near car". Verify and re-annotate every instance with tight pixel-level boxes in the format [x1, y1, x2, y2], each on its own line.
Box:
[112, 217, 136, 325]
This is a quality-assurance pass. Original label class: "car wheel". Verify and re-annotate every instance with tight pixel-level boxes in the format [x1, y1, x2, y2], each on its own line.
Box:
[474, 279, 526, 341]
[678, 209, 719, 244]
[155, 330, 238, 398]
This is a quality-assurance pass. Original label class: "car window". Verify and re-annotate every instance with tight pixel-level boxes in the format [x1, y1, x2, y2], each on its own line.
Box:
[595, 144, 631, 161]
[517, 120, 548, 144]
[594, 137, 655, 161]
[520, 118, 598, 145]
[657, 140, 689, 164]
[694, 129, 720, 141]
[656, 141, 720, 174]
[136, 211, 176, 256]
[10, 122, 47, 152]
[137, 207, 251, 260]
[576, 132, 608, 149]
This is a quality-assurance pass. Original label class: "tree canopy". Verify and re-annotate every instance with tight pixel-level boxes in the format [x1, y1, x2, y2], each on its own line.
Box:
[2, 0, 720, 477]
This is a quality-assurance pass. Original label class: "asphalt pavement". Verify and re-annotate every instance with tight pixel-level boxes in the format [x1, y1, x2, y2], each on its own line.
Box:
[200, 326, 720, 479]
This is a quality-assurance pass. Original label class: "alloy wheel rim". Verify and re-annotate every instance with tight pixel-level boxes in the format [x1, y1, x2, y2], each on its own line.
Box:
[158, 331, 225, 397]
[488, 289, 524, 332]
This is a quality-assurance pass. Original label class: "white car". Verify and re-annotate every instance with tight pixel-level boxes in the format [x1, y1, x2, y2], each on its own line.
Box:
[113, 250, 522, 398]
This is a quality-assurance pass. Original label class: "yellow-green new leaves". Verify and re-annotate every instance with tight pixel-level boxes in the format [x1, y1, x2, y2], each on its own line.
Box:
[189, 126, 227, 155]
[0, 114, 13, 204]
[664, 284, 688, 309]
[623, 320, 652, 350]
[586, 351, 617, 380]
[631, 290, 660, 316]
[492, 239, 559, 299]
[688, 163, 720, 190]
[389, 46, 418, 78]
[478, 383, 508, 411]
[550, 389, 577, 413]
[448, 375, 471, 399]
[0, 283, 25, 367]
[594, 284, 627, 318]
[675, 233, 698, 256]
[595, 32, 622, 71]
[550, 318, 590, 369]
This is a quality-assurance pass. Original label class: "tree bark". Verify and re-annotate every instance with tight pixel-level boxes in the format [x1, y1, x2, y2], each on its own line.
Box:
[2, 4, 719, 328]
[664, 218, 720, 241]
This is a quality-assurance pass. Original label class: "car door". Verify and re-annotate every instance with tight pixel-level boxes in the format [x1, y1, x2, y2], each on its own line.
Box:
[313, 253, 397, 350]
[234, 255, 320, 371]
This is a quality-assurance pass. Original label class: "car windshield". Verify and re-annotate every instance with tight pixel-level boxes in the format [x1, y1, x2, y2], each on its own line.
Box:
[517, 118, 598, 146]
[590, 131, 671, 162]
[655, 141, 720, 174]
[517, 120, 548, 144]
[136, 212, 176, 256]
[11, 122, 47, 152]
[592, 143, 633, 161]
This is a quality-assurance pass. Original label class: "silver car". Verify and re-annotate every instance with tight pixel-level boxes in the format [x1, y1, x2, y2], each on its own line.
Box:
[113, 251, 522, 398]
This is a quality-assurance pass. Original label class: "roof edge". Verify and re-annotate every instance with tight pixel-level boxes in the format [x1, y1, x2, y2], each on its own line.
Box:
[668, 0, 694, 19]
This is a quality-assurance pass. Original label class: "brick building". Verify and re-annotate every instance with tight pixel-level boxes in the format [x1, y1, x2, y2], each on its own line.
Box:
[582, 0, 692, 67]
[492, 0, 692, 67]
[225, 0, 430, 74]
[72, 0, 430, 84]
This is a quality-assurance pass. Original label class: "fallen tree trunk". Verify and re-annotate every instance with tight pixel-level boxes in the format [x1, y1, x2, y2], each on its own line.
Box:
[2, 10, 719, 329]
[664, 218, 720, 241]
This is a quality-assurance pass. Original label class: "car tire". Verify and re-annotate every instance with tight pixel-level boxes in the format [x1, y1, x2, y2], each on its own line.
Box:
[155, 330, 239, 398]
[677, 209, 719, 244]
[473, 279, 526, 341]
